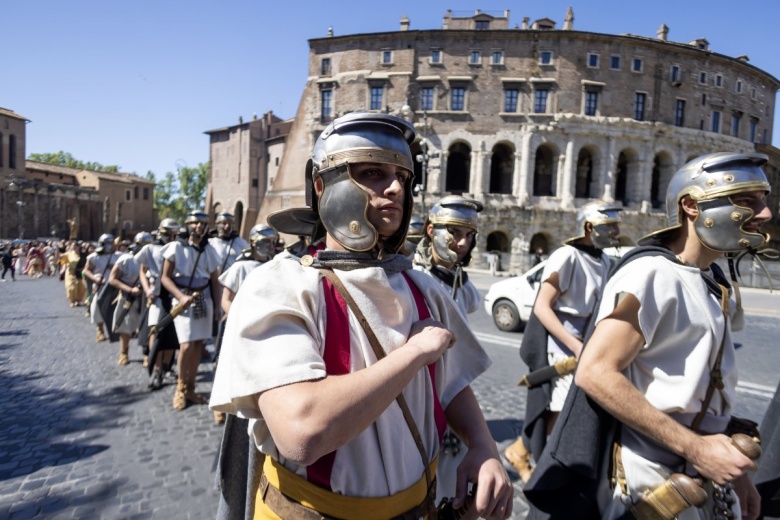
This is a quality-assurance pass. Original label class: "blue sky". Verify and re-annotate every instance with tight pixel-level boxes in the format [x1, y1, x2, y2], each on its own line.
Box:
[4, 1, 779, 179]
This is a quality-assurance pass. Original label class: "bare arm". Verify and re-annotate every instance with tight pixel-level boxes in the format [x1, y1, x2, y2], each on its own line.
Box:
[256, 319, 454, 466]
[161, 258, 192, 307]
[446, 386, 513, 519]
[138, 262, 154, 299]
[108, 263, 140, 296]
[534, 273, 584, 357]
[221, 287, 236, 316]
[83, 259, 100, 285]
[575, 293, 755, 485]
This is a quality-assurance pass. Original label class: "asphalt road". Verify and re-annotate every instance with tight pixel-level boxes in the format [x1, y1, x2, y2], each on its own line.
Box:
[1, 272, 778, 519]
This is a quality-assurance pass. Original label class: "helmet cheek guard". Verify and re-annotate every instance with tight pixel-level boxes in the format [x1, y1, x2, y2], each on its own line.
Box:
[315, 164, 377, 252]
[430, 225, 459, 268]
[694, 197, 769, 252]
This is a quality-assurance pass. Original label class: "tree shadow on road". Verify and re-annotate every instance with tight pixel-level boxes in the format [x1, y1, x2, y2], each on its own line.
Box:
[0, 340, 144, 482]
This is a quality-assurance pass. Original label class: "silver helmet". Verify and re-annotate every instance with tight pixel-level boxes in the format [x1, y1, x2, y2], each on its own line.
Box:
[564, 200, 623, 249]
[248, 224, 279, 261]
[158, 218, 180, 242]
[97, 233, 115, 254]
[133, 231, 153, 252]
[268, 112, 416, 254]
[184, 210, 210, 239]
[427, 195, 483, 268]
[638, 152, 771, 251]
[215, 212, 234, 238]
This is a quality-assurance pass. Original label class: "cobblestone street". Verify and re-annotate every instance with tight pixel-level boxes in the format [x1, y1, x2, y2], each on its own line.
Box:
[0, 277, 223, 519]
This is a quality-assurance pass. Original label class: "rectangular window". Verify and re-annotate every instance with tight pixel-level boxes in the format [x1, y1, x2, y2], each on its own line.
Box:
[699, 71, 707, 84]
[715, 74, 723, 87]
[634, 92, 646, 121]
[749, 119, 758, 142]
[751, 88, 757, 100]
[451, 87, 465, 111]
[475, 20, 489, 30]
[320, 58, 331, 75]
[421, 87, 434, 111]
[469, 51, 481, 65]
[370, 86, 384, 110]
[134, 186, 139, 199]
[431, 49, 442, 64]
[321, 90, 332, 122]
[534, 89, 549, 113]
[539, 51, 553, 65]
[632, 58, 643, 72]
[675, 99, 686, 127]
[382, 51, 393, 64]
[143, 187, 149, 200]
[736, 80, 743, 93]
[504, 89, 519, 112]
[125, 189, 131, 201]
[587, 53, 599, 68]
[584, 91, 598, 116]
[711, 110, 721, 133]
[610, 55, 621, 69]
[491, 51, 504, 65]
[731, 114, 741, 136]
[670, 65, 681, 83]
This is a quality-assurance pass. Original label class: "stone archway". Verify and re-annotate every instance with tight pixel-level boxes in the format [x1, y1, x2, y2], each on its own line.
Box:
[650, 151, 675, 208]
[489, 143, 514, 194]
[575, 148, 595, 199]
[445, 142, 471, 194]
[533, 144, 557, 196]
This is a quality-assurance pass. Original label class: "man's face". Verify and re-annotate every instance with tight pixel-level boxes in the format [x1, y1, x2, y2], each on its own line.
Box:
[349, 162, 409, 239]
[445, 224, 476, 263]
[217, 220, 232, 237]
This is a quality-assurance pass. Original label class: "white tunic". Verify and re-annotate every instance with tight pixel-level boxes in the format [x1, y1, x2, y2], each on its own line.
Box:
[163, 241, 221, 342]
[218, 258, 262, 294]
[134, 242, 172, 326]
[210, 256, 491, 497]
[595, 255, 739, 520]
[111, 253, 142, 335]
[209, 235, 250, 274]
[87, 251, 121, 325]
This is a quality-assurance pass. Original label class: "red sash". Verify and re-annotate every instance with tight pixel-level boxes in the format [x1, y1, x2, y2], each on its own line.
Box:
[306, 272, 447, 491]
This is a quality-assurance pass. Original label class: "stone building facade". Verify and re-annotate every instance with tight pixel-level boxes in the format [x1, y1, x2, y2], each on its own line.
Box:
[204, 111, 292, 237]
[1, 106, 156, 241]
[256, 9, 780, 271]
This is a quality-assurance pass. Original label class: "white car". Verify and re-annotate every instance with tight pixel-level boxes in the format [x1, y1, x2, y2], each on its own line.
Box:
[483, 246, 634, 332]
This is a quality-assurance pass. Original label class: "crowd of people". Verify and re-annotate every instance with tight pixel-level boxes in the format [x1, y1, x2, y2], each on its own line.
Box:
[0, 240, 60, 281]
[3, 112, 776, 520]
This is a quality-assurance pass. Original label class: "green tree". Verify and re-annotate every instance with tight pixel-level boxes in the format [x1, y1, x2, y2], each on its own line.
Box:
[152, 163, 210, 222]
[27, 151, 121, 173]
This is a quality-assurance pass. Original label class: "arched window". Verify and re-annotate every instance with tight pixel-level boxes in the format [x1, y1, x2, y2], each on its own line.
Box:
[575, 148, 595, 198]
[0, 132, 4, 167]
[651, 152, 674, 209]
[445, 142, 471, 194]
[489, 144, 514, 194]
[8, 134, 16, 169]
[234, 201, 244, 234]
[486, 231, 510, 252]
[615, 153, 628, 204]
[533, 146, 556, 196]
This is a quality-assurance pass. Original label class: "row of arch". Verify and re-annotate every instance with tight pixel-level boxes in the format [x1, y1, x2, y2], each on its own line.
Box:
[437, 140, 693, 209]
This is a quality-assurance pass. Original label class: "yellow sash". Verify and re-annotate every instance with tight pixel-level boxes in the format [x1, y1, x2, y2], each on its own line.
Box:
[254, 454, 439, 520]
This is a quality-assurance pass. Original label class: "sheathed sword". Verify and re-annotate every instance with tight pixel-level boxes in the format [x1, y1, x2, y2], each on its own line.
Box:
[516, 356, 578, 388]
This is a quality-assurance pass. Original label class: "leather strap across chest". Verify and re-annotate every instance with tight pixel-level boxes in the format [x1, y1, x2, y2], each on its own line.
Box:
[309, 268, 446, 500]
